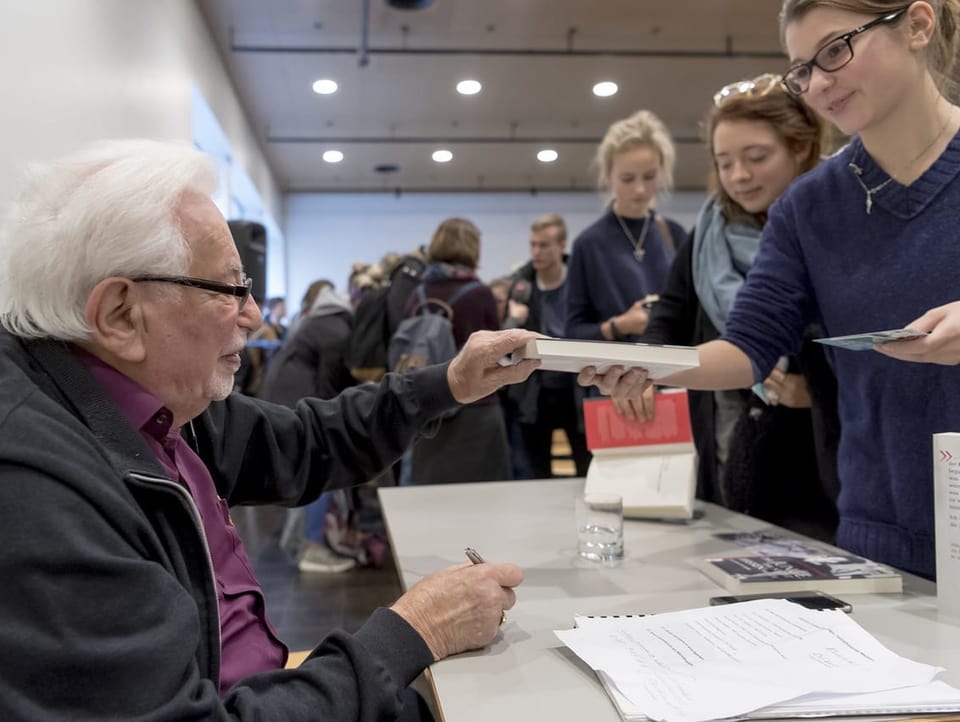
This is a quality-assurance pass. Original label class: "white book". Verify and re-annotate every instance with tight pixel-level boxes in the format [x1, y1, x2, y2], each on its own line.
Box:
[933, 432, 960, 620]
[514, 337, 699, 379]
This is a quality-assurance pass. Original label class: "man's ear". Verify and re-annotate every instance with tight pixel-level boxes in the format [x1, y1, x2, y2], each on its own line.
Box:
[84, 277, 147, 363]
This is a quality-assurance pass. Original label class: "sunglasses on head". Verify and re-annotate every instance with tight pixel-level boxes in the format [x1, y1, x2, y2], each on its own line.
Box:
[713, 73, 784, 107]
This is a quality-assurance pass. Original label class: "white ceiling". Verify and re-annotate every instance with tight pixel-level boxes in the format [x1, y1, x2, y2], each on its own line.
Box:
[197, 0, 787, 193]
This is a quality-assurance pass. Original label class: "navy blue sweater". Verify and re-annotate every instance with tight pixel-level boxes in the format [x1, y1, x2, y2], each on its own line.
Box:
[565, 207, 682, 340]
[724, 132, 960, 579]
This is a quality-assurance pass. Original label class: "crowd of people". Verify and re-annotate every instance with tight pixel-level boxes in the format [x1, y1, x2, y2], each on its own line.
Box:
[1, 0, 959, 719]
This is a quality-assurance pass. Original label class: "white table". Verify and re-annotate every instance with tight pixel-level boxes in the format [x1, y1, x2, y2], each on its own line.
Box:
[379, 479, 960, 722]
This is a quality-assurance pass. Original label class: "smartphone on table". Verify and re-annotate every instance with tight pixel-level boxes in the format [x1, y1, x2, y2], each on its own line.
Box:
[708, 590, 853, 613]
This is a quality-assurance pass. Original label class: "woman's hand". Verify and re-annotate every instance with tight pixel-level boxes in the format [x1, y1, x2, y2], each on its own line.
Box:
[611, 384, 656, 421]
[875, 301, 960, 365]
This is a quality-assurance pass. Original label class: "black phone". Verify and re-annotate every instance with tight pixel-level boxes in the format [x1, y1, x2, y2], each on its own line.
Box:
[708, 590, 853, 613]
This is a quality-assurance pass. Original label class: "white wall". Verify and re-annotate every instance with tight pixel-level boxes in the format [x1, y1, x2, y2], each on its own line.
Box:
[0, 0, 281, 240]
[283, 191, 705, 307]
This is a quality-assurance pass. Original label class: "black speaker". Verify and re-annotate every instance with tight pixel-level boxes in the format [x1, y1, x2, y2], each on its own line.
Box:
[227, 220, 267, 305]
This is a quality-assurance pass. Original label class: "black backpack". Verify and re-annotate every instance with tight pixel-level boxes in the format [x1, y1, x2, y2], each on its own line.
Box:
[345, 256, 426, 382]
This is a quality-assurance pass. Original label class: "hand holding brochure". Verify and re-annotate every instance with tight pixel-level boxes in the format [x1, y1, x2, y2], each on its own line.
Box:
[815, 327, 928, 351]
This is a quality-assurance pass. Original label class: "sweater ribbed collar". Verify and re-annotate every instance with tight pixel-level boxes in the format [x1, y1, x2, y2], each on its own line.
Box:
[847, 128, 960, 220]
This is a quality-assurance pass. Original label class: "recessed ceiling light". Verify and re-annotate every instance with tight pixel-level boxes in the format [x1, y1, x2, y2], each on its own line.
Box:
[537, 149, 558, 163]
[312, 79, 338, 95]
[592, 81, 618, 97]
[322, 150, 343, 163]
[456, 79, 482, 95]
[432, 149, 453, 163]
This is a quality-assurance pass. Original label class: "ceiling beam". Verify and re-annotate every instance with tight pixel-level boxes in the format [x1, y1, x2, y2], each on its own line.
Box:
[268, 135, 702, 144]
[232, 43, 784, 60]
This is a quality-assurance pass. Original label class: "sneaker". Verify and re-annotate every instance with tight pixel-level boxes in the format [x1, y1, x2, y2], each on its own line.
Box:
[297, 544, 356, 574]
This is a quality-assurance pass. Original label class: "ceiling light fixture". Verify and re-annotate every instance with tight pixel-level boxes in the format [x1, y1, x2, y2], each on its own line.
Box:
[322, 150, 344, 163]
[312, 79, 339, 95]
[537, 149, 558, 163]
[592, 81, 618, 97]
[432, 149, 453, 163]
[456, 79, 482, 95]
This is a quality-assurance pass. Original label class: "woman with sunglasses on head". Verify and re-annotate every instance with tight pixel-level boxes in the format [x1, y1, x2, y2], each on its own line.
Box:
[640, 75, 840, 541]
[565, 110, 685, 344]
[592, 0, 960, 580]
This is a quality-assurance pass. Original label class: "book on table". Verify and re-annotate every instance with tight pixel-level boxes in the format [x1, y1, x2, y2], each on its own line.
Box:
[694, 534, 902, 594]
[583, 389, 697, 520]
[514, 337, 698, 378]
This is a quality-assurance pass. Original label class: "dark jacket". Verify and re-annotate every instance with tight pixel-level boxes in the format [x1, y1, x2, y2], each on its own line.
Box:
[505, 259, 583, 426]
[0, 330, 455, 720]
[259, 293, 355, 405]
[643, 233, 840, 537]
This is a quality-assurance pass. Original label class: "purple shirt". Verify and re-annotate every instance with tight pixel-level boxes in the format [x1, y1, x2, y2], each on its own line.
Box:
[74, 347, 287, 694]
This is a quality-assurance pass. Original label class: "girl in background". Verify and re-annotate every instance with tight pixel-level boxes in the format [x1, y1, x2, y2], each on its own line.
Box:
[565, 109, 685, 343]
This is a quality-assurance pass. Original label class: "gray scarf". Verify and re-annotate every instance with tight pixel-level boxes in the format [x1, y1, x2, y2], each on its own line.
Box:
[691, 197, 761, 334]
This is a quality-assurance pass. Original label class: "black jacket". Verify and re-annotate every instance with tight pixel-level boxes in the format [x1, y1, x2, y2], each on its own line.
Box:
[505, 259, 583, 426]
[259, 307, 355, 405]
[643, 233, 840, 534]
[0, 330, 454, 720]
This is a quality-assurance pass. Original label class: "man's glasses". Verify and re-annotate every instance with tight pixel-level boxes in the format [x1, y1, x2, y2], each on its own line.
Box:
[133, 275, 253, 309]
[781, 8, 906, 96]
[713, 73, 783, 107]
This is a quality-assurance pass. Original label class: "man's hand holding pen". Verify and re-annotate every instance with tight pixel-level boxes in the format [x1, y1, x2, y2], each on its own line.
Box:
[390, 549, 523, 661]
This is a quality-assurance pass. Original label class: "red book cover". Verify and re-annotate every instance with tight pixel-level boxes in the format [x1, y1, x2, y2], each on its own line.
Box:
[583, 390, 692, 451]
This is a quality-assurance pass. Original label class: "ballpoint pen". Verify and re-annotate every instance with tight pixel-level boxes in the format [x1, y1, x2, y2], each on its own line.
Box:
[464, 547, 506, 626]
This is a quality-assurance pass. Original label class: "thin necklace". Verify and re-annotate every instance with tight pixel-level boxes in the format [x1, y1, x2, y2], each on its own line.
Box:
[613, 208, 653, 261]
[848, 112, 953, 215]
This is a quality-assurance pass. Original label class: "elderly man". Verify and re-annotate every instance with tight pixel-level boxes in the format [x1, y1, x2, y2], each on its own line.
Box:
[0, 139, 646, 721]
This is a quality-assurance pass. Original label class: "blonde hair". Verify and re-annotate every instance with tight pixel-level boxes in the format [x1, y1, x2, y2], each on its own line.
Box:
[427, 217, 481, 268]
[780, 0, 960, 100]
[530, 213, 567, 243]
[593, 109, 676, 191]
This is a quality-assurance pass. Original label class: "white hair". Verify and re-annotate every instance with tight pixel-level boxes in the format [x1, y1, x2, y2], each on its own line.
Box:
[0, 139, 219, 340]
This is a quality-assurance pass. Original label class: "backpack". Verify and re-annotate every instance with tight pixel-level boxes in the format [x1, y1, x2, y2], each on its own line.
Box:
[388, 281, 481, 373]
[345, 255, 426, 383]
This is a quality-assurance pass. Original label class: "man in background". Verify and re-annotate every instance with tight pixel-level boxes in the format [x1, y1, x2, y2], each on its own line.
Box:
[507, 213, 591, 478]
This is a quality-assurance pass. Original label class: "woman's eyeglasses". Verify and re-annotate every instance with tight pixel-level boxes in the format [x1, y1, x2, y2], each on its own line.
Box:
[713, 73, 784, 107]
[781, 8, 906, 96]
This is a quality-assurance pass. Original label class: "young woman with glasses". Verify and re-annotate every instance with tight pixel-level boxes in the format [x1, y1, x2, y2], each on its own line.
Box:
[564, 110, 685, 343]
[639, 75, 840, 541]
[597, 0, 960, 580]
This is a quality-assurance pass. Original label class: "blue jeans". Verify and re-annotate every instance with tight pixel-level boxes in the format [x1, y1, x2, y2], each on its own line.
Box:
[304, 492, 333, 544]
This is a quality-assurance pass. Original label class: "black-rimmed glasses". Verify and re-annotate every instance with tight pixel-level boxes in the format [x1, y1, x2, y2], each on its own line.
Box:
[782, 8, 906, 96]
[133, 274, 253, 309]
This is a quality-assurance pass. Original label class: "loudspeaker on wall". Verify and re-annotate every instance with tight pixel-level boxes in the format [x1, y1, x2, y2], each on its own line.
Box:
[227, 220, 267, 305]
